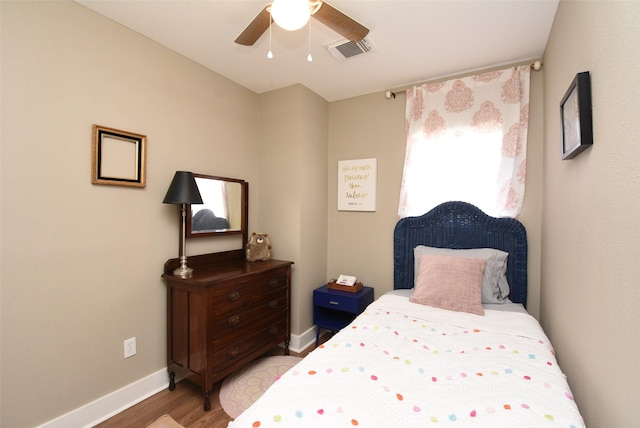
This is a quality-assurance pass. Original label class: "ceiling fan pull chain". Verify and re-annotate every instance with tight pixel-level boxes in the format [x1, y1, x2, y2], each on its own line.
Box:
[307, 21, 313, 62]
[267, 12, 274, 59]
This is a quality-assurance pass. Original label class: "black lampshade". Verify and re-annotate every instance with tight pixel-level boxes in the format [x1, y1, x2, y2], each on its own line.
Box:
[162, 171, 204, 205]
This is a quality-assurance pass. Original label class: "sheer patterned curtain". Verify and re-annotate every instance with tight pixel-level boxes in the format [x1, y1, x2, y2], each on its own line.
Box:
[398, 65, 530, 219]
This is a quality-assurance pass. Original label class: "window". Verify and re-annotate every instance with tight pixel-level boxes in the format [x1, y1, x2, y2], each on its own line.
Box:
[398, 66, 530, 218]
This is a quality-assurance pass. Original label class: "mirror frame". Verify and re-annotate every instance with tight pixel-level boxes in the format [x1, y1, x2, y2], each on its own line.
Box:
[186, 173, 248, 245]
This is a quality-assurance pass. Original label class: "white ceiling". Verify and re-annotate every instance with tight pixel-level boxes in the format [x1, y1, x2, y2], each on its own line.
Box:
[76, 0, 558, 102]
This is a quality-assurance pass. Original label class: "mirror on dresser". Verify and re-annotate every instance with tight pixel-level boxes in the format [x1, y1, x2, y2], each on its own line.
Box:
[185, 173, 248, 245]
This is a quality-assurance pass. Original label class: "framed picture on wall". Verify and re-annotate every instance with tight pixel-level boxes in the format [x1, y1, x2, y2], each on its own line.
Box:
[337, 158, 377, 211]
[92, 124, 147, 187]
[560, 71, 593, 160]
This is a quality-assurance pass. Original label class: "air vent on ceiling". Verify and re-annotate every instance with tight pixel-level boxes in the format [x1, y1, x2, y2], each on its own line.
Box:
[325, 37, 374, 62]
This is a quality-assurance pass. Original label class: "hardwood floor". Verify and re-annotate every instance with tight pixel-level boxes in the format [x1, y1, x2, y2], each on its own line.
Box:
[94, 339, 325, 428]
[94, 379, 230, 428]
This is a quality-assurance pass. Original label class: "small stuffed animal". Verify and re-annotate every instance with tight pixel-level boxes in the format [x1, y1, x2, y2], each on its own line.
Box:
[246, 232, 272, 261]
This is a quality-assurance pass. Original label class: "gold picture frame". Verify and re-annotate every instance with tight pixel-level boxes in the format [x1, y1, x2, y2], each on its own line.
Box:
[92, 124, 146, 187]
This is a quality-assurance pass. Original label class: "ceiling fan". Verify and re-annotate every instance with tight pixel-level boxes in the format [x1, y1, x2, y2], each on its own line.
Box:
[235, 0, 369, 46]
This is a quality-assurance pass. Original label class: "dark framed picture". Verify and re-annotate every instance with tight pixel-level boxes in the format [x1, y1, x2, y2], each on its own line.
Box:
[92, 124, 147, 187]
[560, 71, 593, 160]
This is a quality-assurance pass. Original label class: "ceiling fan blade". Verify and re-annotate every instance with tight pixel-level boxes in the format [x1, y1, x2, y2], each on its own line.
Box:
[235, 5, 272, 46]
[312, 2, 369, 42]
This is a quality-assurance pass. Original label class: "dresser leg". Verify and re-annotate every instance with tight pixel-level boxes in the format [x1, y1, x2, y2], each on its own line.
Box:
[168, 371, 176, 391]
[203, 392, 211, 411]
[284, 339, 290, 356]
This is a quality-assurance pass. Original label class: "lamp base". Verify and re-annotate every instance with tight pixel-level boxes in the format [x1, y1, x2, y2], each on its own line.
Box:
[173, 256, 194, 278]
[173, 265, 194, 278]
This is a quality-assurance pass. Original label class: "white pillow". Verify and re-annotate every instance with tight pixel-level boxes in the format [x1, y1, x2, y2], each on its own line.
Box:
[413, 246, 511, 304]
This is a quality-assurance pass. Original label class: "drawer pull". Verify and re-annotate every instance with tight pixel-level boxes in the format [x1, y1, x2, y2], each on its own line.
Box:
[268, 300, 278, 309]
[269, 279, 279, 288]
[329, 300, 339, 305]
[227, 347, 239, 358]
[268, 326, 278, 335]
[228, 315, 240, 326]
[227, 290, 240, 301]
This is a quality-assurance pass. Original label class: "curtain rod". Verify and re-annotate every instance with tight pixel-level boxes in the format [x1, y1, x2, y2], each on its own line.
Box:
[384, 60, 542, 99]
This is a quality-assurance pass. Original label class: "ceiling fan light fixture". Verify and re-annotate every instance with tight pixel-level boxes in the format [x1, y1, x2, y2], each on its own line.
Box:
[270, 0, 311, 31]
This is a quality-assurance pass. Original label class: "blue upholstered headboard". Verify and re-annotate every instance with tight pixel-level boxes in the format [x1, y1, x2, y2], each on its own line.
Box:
[393, 201, 528, 307]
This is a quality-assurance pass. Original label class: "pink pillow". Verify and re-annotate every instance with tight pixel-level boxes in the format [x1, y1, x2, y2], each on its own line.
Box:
[410, 254, 485, 316]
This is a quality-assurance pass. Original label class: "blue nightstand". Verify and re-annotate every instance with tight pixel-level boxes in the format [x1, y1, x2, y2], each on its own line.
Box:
[313, 284, 374, 346]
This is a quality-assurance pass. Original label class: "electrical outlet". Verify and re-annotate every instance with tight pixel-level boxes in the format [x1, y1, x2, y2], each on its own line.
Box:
[124, 337, 136, 358]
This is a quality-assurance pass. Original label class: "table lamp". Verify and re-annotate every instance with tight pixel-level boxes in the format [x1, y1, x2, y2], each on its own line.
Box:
[163, 171, 203, 277]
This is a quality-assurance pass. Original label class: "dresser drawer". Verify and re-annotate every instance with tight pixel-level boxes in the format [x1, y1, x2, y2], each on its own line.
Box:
[209, 270, 288, 316]
[209, 318, 287, 372]
[210, 267, 288, 298]
[210, 296, 287, 344]
[212, 285, 285, 319]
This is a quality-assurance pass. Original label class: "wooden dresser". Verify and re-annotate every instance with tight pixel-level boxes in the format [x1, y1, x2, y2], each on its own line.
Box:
[162, 250, 293, 411]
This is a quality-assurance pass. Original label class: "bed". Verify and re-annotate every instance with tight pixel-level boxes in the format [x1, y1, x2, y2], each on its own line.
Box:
[228, 201, 584, 427]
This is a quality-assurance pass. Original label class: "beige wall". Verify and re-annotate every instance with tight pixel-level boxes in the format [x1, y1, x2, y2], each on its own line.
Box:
[541, 1, 640, 426]
[327, 72, 546, 319]
[327, 92, 406, 292]
[257, 85, 328, 336]
[1, 2, 260, 426]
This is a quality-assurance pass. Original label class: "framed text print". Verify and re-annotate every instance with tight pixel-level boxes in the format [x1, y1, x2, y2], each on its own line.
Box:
[560, 72, 593, 160]
[337, 158, 377, 211]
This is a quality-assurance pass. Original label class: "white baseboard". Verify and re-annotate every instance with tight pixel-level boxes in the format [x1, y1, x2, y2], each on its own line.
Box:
[37, 330, 315, 427]
[37, 368, 170, 428]
[288, 325, 318, 353]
